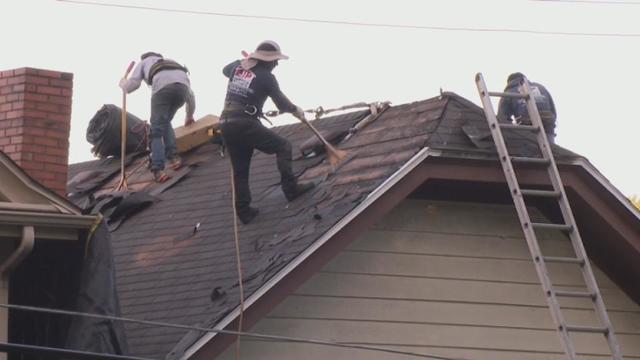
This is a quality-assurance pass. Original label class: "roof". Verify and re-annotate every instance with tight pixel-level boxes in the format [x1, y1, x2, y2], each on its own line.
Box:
[67, 93, 640, 359]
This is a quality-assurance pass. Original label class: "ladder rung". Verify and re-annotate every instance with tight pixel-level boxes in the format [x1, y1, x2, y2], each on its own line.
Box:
[499, 123, 540, 132]
[510, 156, 550, 165]
[554, 290, 596, 299]
[488, 91, 528, 99]
[520, 189, 561, 198]
[531, 222, 574, 232]
[543, 256, 585, 265]
[565, 325, 609, 334]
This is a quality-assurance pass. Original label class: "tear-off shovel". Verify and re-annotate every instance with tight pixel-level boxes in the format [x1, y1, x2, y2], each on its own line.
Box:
[115, 61, 136, 191]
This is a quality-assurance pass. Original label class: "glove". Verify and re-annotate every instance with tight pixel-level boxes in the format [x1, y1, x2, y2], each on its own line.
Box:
[184, 117, 195, 127]
[118, 78, 127, 91]
[293, 106, 306, 121]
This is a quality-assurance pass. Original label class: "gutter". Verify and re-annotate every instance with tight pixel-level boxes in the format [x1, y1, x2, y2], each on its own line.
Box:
[182, 147, 433, 359]
[0, 210, 97, 229]
[0, 226, 34, 277]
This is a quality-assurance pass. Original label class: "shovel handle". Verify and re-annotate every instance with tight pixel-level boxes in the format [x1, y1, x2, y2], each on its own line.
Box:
[124, 61, 135, 78]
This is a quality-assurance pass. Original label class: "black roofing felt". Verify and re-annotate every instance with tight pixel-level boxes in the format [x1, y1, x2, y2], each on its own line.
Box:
[67, 93, 581, 358]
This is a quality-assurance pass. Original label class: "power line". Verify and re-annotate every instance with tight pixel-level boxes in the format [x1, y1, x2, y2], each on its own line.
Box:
[0, 303, 463, 360]
[532, 0, 640, 4]
[56, 0, 640, 38]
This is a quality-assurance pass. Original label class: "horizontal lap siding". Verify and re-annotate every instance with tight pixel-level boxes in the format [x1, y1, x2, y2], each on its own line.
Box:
[218, 200, 640, 359]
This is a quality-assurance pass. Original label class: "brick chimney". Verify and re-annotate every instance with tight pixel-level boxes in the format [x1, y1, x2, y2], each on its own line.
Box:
[0, 68, 73, 197]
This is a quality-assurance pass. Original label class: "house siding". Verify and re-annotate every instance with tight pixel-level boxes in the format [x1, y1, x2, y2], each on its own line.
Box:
[218, 199, 640, 359]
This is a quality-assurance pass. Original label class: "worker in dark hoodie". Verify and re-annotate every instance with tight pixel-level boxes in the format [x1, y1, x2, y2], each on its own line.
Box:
[220, 40, 315, 224]
[497, 72, 557, 143]
[119, 52, 196, 183]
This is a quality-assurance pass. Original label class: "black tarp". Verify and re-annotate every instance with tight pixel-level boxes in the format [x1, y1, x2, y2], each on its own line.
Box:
[87, 105, 149, 158]
[64, 220, 129, 355]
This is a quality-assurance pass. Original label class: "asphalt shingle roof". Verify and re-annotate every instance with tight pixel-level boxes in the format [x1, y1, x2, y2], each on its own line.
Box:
[68, 93, 580, 358]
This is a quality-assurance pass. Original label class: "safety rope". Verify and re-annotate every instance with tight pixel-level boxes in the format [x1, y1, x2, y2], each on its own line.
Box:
[265, 101, 374, 120]
[229, 166, 245, 360]
[0, 303, 460, 359]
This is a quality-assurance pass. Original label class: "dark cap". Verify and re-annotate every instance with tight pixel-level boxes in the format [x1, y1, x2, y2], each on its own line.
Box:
[141, 52, 163, 60]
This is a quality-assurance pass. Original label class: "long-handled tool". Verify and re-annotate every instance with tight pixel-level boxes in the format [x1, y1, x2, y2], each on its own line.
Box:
[115, 61, 136, 191]
[266, 110, 348, 168]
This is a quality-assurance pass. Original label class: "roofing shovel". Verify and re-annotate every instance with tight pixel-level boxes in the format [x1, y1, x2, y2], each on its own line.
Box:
[266, 110, 348, 168]
[115, 61, 136, 191]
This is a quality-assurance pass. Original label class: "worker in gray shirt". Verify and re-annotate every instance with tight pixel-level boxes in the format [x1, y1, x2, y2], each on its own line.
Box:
[119, 52, 196, 182]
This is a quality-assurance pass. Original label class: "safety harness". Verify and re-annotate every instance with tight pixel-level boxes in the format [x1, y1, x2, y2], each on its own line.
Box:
[144, 59, 189, 85]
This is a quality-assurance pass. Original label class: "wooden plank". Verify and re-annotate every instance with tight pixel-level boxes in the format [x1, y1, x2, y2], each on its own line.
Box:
[174, 114, 219, 153]
[270, 295, 640, 333]
[295, 273, 639, 312]
[218, 341, 640, 360]
[322, 251, 618, 288]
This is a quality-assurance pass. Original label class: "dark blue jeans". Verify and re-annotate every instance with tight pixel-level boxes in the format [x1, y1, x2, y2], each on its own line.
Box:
[150, 83, 189, 171]
[221, 116, 296, 214]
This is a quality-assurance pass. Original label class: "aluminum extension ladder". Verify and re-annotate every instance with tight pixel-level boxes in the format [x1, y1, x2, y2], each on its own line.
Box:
[475, 73, 623, 360]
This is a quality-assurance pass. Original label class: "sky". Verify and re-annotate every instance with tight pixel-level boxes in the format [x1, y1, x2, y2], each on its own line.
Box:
[1, 0, 638, 197]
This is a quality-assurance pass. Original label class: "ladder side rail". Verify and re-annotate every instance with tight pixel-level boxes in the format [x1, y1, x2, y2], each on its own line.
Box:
[520, 80, 624, 359]
[475, 73, 578, 359]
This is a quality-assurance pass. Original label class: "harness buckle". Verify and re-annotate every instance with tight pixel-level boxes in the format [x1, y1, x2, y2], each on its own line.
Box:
[244, 105, 258, 116]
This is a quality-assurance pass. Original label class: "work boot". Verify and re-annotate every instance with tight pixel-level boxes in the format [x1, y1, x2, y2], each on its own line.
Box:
[167, 156, 183, 171]
[284, 182, 316, 202]
[237, 207, 259, 225]
[153, 170, 170, 183]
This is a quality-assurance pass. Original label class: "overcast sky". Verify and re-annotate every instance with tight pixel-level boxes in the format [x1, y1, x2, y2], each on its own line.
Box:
[1, 0, 638, 196]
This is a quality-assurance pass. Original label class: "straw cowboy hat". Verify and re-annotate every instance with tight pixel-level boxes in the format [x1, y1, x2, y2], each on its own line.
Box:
[241, 40, 289, 70]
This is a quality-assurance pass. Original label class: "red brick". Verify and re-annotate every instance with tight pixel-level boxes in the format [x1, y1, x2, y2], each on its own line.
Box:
[6, 93, 22, 102]
[61, 88, 72, 96]
[19, 161, 44, 170]
[23, 127, 46, 136]
[33, 153, 61, 164]
[49, 79, 72, 88]
[44, 163, 68, 173]
[10, 119, 24, 127]
[0, 70, 14, 78]
[14, 68, 38, 76]
[0, 79, 6, 87]
[25, 84, 36, 92]
[44, 129, 67, 139]
[12, 84, 25, 92]
[7, 75, 26, 85]
[25, 75, 50, 85]
[5, 128, 21, 136]
[28, 169, 55, 180]
[11, 135, 26, 144]
[0, 121, 10, 129]
[24, 93, 47, 102]
[47, 95, 71, 106]
[6, 110, 24, 119]
[2, 144, 16, 153]
[1, 86, 12, 95]
[0, 103, 11, 112]
[44, 146, 68, 156]
[33, 137, 58, 147]
[23, 110, 46, 119]
[60, 72, 73, 80]
[36, 102, 59, 112]
[46, 113, 69, 123]
[36, 69, 63, 79]
[19, 144, 45, 153]
[36, 86, 61, 96]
